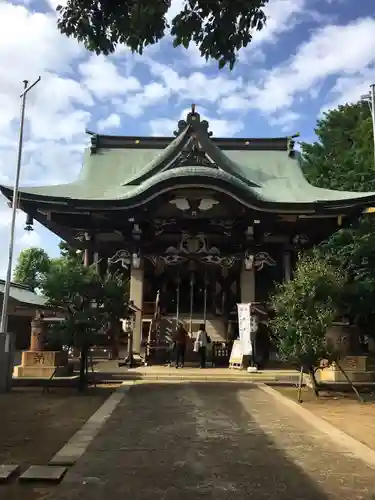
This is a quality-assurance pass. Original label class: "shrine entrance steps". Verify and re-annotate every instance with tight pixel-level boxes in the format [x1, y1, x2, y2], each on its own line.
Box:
[91, 361, 301, 384]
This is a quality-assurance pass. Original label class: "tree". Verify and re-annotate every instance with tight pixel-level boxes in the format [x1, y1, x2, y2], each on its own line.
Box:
[58, 241, 83, 264]
[41, 259, 131, 390]
[100, 270, 130, 360]
[269, 252, 345, 399]
[302, 101, 375, 342]
[301, 101, 375, 192]
[40, 259, 101, 390]
[56, 0, 269, 69]
[318, 216, 375, 339]
[13, 247, 51, 291]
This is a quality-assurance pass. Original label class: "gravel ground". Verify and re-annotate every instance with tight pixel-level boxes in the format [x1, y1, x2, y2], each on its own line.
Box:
[45, 382, 375, 500]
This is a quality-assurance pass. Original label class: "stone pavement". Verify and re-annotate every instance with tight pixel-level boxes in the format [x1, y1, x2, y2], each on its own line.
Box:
[92, 361, 300, 383]
[46, 382, 375, 500]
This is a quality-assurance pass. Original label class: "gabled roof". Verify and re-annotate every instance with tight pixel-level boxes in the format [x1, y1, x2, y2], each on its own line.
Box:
[1, 106, 375, 214]
[0, 280, 47, 307]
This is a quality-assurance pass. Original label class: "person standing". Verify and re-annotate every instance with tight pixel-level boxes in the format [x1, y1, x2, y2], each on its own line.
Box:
[195, 324, 209, 368]
[173, 324, 188, 368]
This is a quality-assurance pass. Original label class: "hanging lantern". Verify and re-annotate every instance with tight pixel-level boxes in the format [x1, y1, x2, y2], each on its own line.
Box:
[24, 213, 34, 231]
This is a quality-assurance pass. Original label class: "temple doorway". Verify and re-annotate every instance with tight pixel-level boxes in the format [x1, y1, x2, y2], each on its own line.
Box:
[163, 262, 216, 320]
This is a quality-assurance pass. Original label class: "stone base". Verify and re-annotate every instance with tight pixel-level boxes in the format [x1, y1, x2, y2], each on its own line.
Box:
[317, 355, 375, 383]
[13, 350, 70, 378]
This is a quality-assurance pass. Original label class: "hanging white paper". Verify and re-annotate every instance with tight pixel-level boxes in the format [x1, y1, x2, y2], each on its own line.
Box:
[237, 303, 252, 355]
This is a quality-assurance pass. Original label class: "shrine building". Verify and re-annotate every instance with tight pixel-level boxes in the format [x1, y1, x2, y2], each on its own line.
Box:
[2, 106, 375, 354]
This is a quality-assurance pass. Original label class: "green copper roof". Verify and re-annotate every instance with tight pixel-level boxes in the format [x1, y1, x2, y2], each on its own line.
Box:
[1, 109, 375, 211]
[0, 280, 47, 307]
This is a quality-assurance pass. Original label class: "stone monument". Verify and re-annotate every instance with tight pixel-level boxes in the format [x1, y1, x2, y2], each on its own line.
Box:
[13, 311, 70, 378]
[317, 323, 375, 383]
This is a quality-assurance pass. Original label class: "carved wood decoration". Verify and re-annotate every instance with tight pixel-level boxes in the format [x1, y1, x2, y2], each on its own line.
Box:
[165, 232, 219, 255]
[209, 219, 237, 230]
[151, 219, 177, 236]
[172, 105, 216, 169]
[244, 250, 277, 271]
[108, 249, 131, 268]
[169, 197, 219, 217]
[172, 140, 215, 168]
[254, 252, 277, 270]
[199, 255, 240, 268]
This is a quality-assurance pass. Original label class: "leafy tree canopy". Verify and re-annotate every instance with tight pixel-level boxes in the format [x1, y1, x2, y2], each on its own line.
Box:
[302, 101, 375, 337]
[301, 101, 375, 192]
[317, 216, 375, 335]
[56, 0, 269, 69]
[58, 240, 83, 264]
[270, 252, 344, 369]
[13, 247, 51, 291]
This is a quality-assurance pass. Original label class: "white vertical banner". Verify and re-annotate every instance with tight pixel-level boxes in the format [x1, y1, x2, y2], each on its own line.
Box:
[237, 303, 252, 355]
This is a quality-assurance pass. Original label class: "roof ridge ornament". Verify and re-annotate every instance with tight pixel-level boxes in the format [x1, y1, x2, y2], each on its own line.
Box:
[173, 104, 213, 138]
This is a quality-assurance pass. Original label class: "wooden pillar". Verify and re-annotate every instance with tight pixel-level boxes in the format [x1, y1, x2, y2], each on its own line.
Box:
[83, 233, 94, 267]
[282, 250, 292, 281]
[130, 261, 144, 354]
[240, 262, 255, 303]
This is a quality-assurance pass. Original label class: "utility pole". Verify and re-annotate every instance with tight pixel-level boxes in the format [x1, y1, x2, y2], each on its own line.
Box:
[361, 84, 375, 165]
[0, 77, 41, 392]
[370, 84, 375, 164]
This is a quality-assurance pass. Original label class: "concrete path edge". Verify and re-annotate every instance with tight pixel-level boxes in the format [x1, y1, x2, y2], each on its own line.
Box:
[256, 383, 375, 470]
[49, 381, 134, 466]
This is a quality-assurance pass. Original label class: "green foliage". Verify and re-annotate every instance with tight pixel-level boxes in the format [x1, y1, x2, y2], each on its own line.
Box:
[41, 261, 130, 349]
[13, 247, 51, 291]
[301, 100, 375, 338]
[41, 259, 102, 348]
[269, 253, 344, 367]
[58, 240, 83, 264]
[101, 270, 130, 324]
[301, 101, 375, 192]
[318, 216, 375, 336]
[56, 0, 268, 70]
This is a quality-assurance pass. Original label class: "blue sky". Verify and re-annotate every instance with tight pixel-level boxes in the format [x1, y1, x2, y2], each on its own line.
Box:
[0, 0, 375, 277]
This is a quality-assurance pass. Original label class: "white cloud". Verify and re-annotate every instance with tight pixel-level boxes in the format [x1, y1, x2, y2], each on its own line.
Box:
[246, 17, 375, 114]
[125, 60, 245, 117]
[321, 70, 375, 112]
[149, 118, 176, 137]
[0, 201, 42, 277]
[2, 0, 375, 278]
[79, 55, 141, 99]
[268, 111, 301, 133]
[149, 107, 243, 137]
[0, 2, 87, 277]
[97, 113, 121, 131]
[251, 0, 306, 47]
[149, 63, 243, 102]
[219, 95, 252, 113]
[122, 82, 170, 118]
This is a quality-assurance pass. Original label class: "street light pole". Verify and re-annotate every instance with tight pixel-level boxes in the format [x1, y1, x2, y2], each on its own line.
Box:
[370, 84, 375, 164]
[0, 77, 41, 358]
[361, 84, 375, 165]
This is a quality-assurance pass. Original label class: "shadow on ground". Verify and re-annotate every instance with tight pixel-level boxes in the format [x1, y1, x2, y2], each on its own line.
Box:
[39, 382, 375, 500]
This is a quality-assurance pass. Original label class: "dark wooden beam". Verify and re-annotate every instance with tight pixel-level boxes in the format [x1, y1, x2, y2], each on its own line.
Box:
[22, 203, 83, 248]
[88, 133, 288, 152]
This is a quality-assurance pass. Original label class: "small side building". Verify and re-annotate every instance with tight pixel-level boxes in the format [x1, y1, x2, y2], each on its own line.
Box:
[0, 279, 46, 350]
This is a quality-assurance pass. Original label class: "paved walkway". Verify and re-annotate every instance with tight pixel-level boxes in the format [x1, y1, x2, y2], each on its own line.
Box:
[48, 383, 375, 499]
[93, 361, 300, 382]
